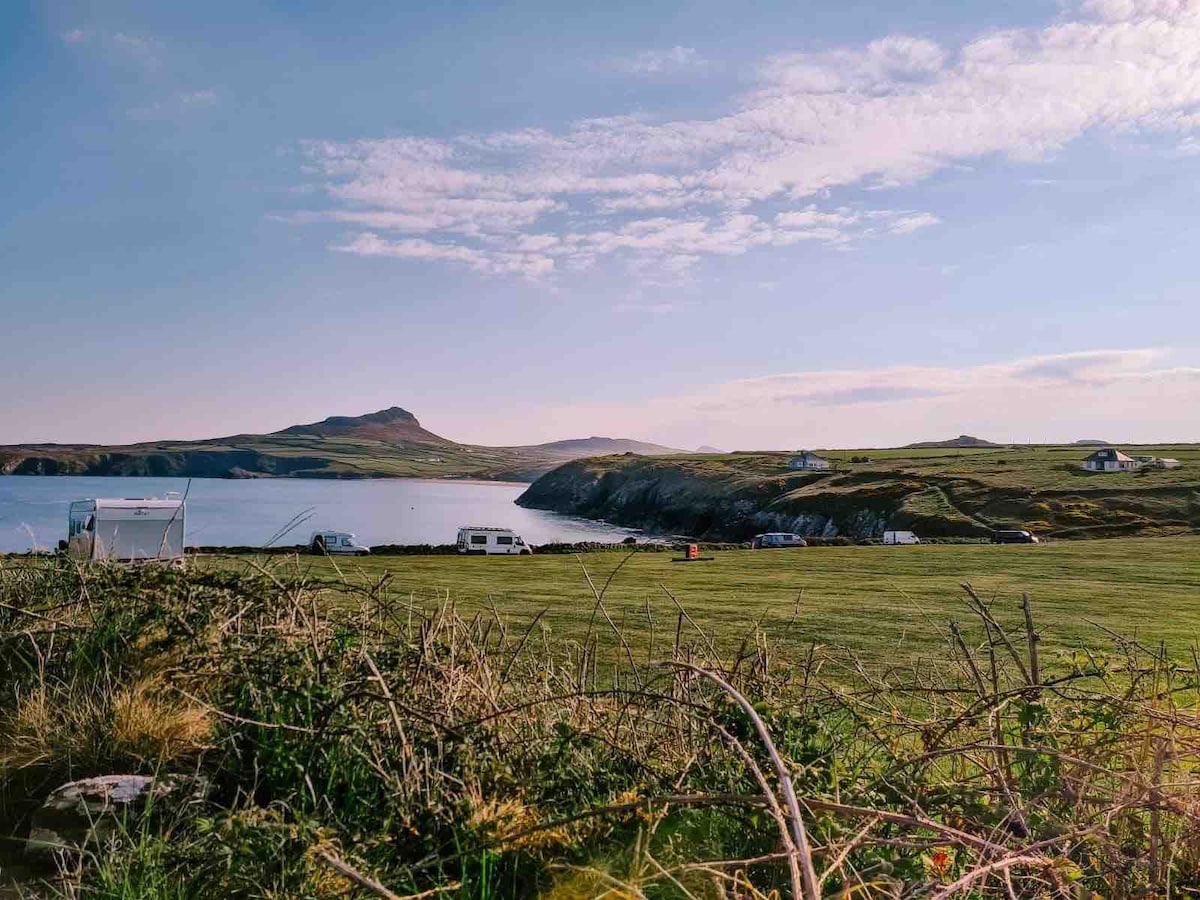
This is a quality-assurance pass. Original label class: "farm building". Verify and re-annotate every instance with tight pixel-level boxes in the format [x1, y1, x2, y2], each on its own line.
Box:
[1082, 448, 1139, 472]
[1135, 455, 1182, 469]
[788, 451, 831, 471]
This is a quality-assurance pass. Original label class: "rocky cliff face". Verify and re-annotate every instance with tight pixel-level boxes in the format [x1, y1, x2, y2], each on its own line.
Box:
[0, 450, 338, 478]
[517, 457, 905, 540]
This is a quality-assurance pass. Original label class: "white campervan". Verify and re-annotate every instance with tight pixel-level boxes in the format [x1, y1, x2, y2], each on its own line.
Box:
[66, 497, 186, 564]
[883, 530, 922, 545]
[456, 527, 532, 555]
[309, 531, 371, 556]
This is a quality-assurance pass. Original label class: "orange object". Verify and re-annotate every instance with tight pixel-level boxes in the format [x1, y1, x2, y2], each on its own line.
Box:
[685, 543, 699, 560]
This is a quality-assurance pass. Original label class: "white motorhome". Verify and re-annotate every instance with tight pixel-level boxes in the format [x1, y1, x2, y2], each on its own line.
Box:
[456, 527, 532, 555]
[309, 531, 371, 555]
[883, 531, 922, 545]
[66, 497, 185, 564]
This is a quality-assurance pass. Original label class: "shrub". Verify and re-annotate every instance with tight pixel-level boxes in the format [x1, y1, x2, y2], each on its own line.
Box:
[2, 559, 1199, 897]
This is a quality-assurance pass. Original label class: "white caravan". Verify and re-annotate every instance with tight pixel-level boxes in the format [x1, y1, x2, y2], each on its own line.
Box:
[67, 497, 186, 564]
[883, 530, 922, 545]
[309, 531, 371, 555]
[456, 527, 532, 555]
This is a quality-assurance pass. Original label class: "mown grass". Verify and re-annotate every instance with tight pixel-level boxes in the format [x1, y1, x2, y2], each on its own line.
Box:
[204, 536, 1200, 670]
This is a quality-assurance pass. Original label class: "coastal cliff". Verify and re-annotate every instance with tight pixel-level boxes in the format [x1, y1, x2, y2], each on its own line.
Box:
[517, 448, 1200, 540]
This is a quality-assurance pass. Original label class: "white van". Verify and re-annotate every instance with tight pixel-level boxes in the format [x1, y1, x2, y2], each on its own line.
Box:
[456, 527, 532, 555]
[751, 532, 807, 549]
[67, 497, 185, 564]
[310, 531, 371, 555]
[883, 530, 922, 545]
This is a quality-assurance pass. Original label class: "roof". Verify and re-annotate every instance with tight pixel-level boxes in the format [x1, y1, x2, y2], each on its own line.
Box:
[459, 525, 518, 532]
[1083, 448, 1135, 463]
[791, 450, 828, 459]
[73, 498, 184, 509]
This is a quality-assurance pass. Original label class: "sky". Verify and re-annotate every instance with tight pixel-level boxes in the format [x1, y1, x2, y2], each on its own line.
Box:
[2, 0, 1199, 450]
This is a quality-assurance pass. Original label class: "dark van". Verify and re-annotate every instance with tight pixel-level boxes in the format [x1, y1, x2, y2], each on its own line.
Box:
[993, 530, 1039, 544]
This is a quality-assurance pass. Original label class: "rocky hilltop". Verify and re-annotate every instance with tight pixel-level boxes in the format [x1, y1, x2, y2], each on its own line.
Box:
[0, 407, 680, 481]
[518, 444, 1200, 540]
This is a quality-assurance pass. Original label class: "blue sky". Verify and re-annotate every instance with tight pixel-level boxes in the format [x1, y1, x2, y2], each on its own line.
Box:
[3, 0, 1199, 449]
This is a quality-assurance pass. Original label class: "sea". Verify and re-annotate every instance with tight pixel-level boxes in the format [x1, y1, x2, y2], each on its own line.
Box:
[0, 476, 634, 553]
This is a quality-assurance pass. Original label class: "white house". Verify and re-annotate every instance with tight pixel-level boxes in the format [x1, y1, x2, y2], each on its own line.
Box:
[1082, 448, 1138, 472]
[788, 451, 831, 471]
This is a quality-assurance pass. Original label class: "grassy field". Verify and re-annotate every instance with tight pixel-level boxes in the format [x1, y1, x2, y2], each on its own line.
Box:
[6, 541, 1200, 895]
[208, 535, 1200, 670]
[518, 443, 1200, 540]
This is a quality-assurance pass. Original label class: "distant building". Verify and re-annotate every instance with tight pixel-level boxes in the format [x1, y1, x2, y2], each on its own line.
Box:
[1135, 455, 1182, 470]
[1082, 448, 1139, 472]
[788, 451, 831, 471]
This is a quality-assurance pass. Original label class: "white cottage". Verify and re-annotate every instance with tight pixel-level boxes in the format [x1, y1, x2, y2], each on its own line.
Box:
[788, 451, 831, 471]
[1082, 448, 1138, 472]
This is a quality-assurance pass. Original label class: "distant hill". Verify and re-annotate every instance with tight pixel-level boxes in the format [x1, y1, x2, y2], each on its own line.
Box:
[695, 445, 725, 454]
[1073, 440, 1111, 446]
[515, 436, 682, 456]
[274, 407, 443, 444]
[0, 407, 680, 482]
[904, 435, 1002, 449]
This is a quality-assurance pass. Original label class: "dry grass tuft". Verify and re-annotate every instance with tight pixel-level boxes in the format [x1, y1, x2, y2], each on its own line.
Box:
[0, 677, 211, 775]
[110, 677, 213, 764]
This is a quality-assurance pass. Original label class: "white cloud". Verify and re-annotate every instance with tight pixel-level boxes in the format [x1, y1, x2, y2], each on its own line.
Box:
[614, 46, 706, 75]
[61, 29, 89, 44]
[299, 1, 1200, 278]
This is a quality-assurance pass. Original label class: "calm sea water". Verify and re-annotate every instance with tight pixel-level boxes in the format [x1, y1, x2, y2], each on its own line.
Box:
[0, 477, 634, 553]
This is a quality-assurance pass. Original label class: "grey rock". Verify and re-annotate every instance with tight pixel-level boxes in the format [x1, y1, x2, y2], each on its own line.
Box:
[26, 774, 209, 857]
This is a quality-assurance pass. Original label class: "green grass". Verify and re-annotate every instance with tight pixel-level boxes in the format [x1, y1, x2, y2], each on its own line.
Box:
[520, 443, 1200, 539]
[6, 549, 1200, 896]
[210, 534, 1200, 670]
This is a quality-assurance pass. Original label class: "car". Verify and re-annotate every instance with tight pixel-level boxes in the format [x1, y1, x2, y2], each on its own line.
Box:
[751, 532, 807, 549]
[992, 530, 1039, 544]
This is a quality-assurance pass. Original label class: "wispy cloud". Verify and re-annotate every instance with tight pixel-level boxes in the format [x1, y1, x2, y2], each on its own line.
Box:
[613, 46, 707, 75]
[129, 89, 218, 120]
[61, 28, 89, 44]
[509, 348, 1200, 448]
[297, 0, 1200, 279]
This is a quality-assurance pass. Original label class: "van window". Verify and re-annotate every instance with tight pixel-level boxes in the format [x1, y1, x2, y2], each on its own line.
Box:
[496, 536, 513, 545]
[471, 535, 488, 545]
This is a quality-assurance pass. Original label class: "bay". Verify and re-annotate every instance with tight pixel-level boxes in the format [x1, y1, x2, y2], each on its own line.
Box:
[0, 476, 634, 553]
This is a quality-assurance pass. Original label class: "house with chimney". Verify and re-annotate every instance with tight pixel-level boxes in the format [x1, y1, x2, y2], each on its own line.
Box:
[1082, 448, 1139, 472]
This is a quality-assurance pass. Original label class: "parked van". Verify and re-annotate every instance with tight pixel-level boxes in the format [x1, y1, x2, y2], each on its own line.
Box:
[66, 497, 185, 564]
[456, 527, 532, 555]
[310, 531, 371, 555]
[883, 530, 921, 545]
[751, 532, 807, 549]
[993, 530, 1039, 544]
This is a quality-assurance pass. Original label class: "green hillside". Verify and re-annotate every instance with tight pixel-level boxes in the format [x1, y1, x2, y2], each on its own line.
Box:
[518, 443, 1200, 539]
[0, 407, 680, 481]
